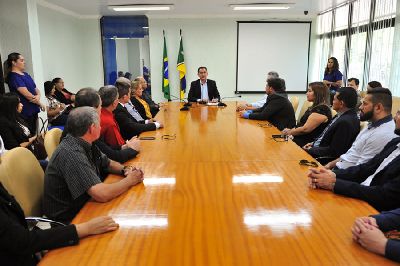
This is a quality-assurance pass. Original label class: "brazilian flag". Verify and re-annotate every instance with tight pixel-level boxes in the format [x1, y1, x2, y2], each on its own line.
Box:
[176, 29, 186, 100]
[162, 30, 170, 100]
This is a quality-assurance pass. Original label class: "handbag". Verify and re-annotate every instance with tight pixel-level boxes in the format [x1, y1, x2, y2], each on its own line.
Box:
[28, 117, 48, 160]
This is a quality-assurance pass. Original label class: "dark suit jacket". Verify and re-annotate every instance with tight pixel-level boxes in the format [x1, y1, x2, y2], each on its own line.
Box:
[372, 208, 400, 262]
[0, 183, 79, 265]
[142, 90, 159, 117]
[130, 96, 152, 120]
[333, 137, 400, 211]
[308, 108, 360, 158]
[188, 79, 220, 102]
[113, 103, 156, 139]
[0, 116, 29, 149]
[60, 128, 138, 164]
[248, 93, 296, 130]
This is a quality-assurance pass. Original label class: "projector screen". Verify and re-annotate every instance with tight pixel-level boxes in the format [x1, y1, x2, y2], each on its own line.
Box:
[236, 21, 311, 94]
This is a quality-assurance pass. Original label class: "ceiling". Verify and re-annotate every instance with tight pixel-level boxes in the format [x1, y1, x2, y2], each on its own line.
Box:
[38, 0, 348, 18]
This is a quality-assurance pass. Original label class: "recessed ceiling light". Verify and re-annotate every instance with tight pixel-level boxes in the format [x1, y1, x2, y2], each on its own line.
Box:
[230, 4, 293, 11]
[109, 5, 173, 12]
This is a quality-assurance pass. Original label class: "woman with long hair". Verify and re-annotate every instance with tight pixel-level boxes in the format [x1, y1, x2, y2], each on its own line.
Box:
[282, 82, 332, 147]
[0, 93, 37, 149]
[323, 57, 343, 104]
[44, 81, 69, 126]
[3, 53, 43, 133]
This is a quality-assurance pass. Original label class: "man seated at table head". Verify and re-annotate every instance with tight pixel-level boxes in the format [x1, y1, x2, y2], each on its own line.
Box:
[325, 87, 396, 170]
[352, 208, 400, 263]
[303, 87, 360, 160]
[236, 71, 281, 111]
[114, 78, 162, 139]
[61, 87, 140, 164]
[188, 66, 220, 103]
[308, 108, 400, 212]
[134, 76, 160, 117]
[43, 106, 144, 223]
[239, 77, 296, 130]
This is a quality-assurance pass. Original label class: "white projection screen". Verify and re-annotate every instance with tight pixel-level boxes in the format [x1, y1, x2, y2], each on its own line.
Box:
[236, 21, 311, 94]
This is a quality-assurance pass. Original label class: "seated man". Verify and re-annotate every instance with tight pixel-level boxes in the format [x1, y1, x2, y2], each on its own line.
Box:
[352, 209, 400, 262]
[236, 71, 280, 111]
[188, 66, 220, 103]
[61, 87, 140, 164]
[325, 88, 396, 170]
[43, 107, 144, 223]
[308, 108, 400, 211]
[347, 77, 361, 107]
[303, 87, 360, 160]
[239, 78, 296, 130]
[114, 79, 162, 139]
[134, 76, 159, 117]
[99, 85, 126, 147]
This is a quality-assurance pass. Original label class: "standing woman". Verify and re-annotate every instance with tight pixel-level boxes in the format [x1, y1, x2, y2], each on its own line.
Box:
[4, 53, 43, 133]
[323, 57, 343, 104]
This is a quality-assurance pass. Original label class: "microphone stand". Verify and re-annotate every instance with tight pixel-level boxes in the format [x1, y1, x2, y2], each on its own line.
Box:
[169, 94, 191, 111]
[218, 95, 242, 107]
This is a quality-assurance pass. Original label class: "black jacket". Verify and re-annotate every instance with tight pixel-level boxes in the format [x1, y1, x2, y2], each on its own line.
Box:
[113, 103, 156, 139]
[333, 137, 400, 211]
[54, 89, 74, 105]
[142, 90, 159, 117]
[188, 79, 220, 102]
[248, 93, 296, 130]
[0, 183, 79, 265]
[308, 108, 360, 158]
[0, 116, 29, 149]
[60, 129, 138, 164]
[130, 96, 152, 120]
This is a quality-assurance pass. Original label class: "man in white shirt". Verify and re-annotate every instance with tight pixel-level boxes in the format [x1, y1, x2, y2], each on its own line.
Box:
[308, 107, 400, 211]
[236, 71, 280, 111]
[325, 87, 396, 170]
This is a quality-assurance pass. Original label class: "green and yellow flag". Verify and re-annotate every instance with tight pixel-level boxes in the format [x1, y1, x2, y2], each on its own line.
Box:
[176, 29, 187, 100]
[162, 30, 170, 100]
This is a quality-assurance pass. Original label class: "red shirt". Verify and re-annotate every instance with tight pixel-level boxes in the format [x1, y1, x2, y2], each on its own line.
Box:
[100, 108, 125, 147]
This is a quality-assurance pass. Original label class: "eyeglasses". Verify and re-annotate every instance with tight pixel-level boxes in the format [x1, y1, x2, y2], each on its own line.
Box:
[258, 122, 273, 128]
[299, 160, 318, 167]
[161, 134, 176, 140]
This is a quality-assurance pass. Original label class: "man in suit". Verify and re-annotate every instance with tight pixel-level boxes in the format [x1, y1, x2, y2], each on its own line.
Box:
[303, 87, 360, 159]
[114, 79, 162, 139]
[308, 109, 400, 212]
[239, 77, 296, 131]
[188, 66, 220, 103]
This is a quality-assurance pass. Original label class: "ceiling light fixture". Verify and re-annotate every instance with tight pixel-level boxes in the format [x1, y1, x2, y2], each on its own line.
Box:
[109, 4, 173, 12]
[230, 3, 293, 11]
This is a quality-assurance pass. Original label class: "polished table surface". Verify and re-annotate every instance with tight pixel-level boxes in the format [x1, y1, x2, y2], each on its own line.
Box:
[40, 102, 396, 265]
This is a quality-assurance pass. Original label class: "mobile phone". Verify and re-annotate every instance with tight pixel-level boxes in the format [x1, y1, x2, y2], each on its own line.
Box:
[139, 137, 156, 140]
[271, 134, 285, 138]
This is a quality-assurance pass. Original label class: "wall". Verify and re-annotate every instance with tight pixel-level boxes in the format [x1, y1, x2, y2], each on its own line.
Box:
[116, 39, 129, 73]
[148, 17, 316, 107]
[37, 4, 103, 92]
[127, 39, 141, 77]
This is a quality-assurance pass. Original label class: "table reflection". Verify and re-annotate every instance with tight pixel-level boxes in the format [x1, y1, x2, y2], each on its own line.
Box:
[113, 214, 168, 228]
[233, 174, 283, 184]
[143, 177, 176, 186]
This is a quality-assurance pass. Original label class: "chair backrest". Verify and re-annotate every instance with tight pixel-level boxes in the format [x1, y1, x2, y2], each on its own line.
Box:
[44, 128, 63, 159]
[297, 100, 313, 124]
[0, 147, 44, 216]
[392, 96, 400, 117]
[289, 96, 299, 113]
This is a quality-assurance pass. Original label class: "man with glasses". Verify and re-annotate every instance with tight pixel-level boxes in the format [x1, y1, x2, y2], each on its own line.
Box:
[308, 108, 400, 212]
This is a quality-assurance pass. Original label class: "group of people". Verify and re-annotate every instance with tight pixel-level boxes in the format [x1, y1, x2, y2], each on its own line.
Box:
[235, 58, 400, 261]
[1, 51, 400, 263]
[0, 52, 167, 264]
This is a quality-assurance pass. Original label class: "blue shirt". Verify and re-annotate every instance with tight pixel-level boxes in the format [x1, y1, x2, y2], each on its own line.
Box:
[200, 80, 209, 101]
[323, 69, 343, 90]
[7, 72, 40, 117]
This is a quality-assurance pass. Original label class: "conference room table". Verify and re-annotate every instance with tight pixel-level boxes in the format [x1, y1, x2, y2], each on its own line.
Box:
[40, 102, 396, 265]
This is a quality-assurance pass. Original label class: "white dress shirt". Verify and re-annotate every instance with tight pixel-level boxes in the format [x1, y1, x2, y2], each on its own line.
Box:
[200, 80, 209, 101]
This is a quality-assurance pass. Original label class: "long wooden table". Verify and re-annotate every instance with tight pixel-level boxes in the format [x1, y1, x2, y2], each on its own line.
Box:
[40, 102, 396, 265]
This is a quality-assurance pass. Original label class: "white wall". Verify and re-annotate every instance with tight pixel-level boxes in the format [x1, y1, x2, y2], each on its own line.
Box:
[127, 39, 141, 77]
[148, 17, 316, 105]
[37, 5, 103, 92]
[116, 39, 129, 74]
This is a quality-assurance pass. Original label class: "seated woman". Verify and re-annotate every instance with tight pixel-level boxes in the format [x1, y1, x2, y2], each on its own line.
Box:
[282, 82, 332, 147]
[0, 182, 118, 265]
[0, 93, 38, 150]
[130, 80, 154, 120]
[52, 77, 75, 104]
[44, 81, 69, 126]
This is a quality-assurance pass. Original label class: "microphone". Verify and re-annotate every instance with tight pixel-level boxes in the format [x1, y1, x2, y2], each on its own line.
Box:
[218, 95, 242, 107]
[167, 94, 192, 111]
